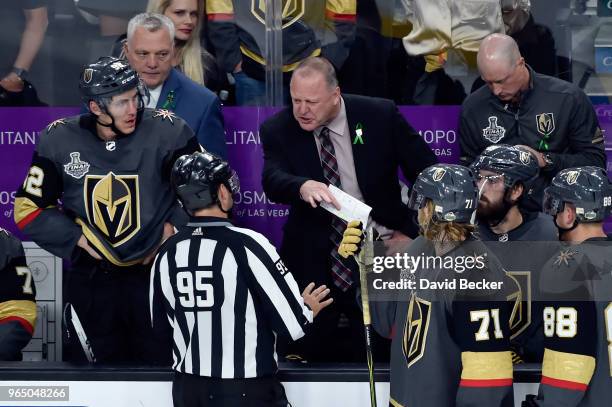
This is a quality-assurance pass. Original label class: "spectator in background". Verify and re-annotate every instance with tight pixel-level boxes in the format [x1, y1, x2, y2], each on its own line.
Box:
[459, 34, 605, 212]
[124, 13, 227, 157]
[111, 0, 227, 95]
[0, 0, 48, 106]
[402, 0, 504, 105]
[471, 0, 557, 93]
[206, 0, 356, 106]
[74, 0, 147, 63]
[0, 228, 37, 361]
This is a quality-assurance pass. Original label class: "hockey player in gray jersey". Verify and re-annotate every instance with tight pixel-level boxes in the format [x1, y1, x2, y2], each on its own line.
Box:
[471, 144, 556, 243]
[523, 166, 612, 407]
[339, 164, 514, 407]
[0, 228, 36, 361]
[14, 56, 200, 363]
[471, 144, 559, 363]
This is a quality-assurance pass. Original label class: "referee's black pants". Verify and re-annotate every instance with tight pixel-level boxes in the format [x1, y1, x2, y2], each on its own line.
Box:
[172, 373, 290, 407]
[63, 252, 172, 365]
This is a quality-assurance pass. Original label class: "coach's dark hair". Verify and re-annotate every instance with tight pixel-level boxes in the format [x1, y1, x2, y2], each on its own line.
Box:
[293, 57, 338, 89]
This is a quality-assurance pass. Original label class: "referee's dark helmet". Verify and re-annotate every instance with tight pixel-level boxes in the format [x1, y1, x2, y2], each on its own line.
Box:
[172, 151, 240, 212]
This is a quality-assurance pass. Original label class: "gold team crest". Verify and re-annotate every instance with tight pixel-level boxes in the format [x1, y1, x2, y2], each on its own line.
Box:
[403, 294, 431, 368]
[506, 271, 532, 339]
[432, 168, 446, 182]
[536, 113, 555, 137]
[83, 68, 94, 83]
[565, 170, 580, 185]
[84, 172, 140, 247]
[519, 151, 531, 165]
[251, 0, 305, 28]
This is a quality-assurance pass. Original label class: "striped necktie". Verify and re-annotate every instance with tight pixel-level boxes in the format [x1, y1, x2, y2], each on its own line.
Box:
[317, 127, 354, 291]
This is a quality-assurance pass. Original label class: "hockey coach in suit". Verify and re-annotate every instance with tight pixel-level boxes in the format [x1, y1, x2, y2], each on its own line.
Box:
[260, 56, 437, 362]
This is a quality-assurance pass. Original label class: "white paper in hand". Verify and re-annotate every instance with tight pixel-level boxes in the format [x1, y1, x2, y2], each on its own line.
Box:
[320, 185, 372, 228]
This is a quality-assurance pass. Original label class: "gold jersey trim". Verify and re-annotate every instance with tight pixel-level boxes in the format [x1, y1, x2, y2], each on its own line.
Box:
[542, 348, 595, 385]
[0, 300, 37, 329]
[461, 351, 513, 380]
[76, 219, 146, 267]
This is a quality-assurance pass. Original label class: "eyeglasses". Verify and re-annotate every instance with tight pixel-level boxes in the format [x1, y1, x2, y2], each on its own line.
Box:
[133, 50, 172, 62]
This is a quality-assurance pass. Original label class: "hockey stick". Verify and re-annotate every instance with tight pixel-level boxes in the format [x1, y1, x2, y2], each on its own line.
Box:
[357, 224, 377, 407]
[69, 304, 96, 363]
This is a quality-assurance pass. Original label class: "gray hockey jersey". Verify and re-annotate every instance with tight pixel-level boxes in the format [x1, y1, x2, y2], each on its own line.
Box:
[370, 236, 514, 407]
[14, 109, 200, 265]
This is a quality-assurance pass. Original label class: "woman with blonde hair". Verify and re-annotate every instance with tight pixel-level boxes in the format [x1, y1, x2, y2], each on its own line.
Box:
[112, 0, 223, 92]
[147, 0, 206, 85]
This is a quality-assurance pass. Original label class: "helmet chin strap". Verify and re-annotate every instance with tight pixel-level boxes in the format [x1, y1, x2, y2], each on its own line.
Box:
[553, 216, 579, 239]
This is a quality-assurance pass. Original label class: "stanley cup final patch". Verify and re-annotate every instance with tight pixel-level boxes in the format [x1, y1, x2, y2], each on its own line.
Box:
[482, 116, 506, 143]
[64, 152, 91, 179]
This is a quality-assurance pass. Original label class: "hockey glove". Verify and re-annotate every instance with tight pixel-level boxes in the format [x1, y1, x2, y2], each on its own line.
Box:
[338, 221, 363, 258]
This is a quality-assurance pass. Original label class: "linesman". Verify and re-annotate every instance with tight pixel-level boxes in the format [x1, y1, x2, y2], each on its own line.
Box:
[150, 151, 332, 407]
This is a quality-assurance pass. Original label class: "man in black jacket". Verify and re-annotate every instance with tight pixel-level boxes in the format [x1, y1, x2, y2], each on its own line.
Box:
[260, 56, 437, 362]
[459, 34, 605, 211]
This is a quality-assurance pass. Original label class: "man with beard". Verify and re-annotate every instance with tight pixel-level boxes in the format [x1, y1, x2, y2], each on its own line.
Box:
[471, 144, 558, 364]
[471, 144, 557, 242]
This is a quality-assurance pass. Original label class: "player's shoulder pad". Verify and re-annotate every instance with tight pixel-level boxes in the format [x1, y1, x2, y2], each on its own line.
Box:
[140, 108, 192, 141]
[539, 244, 593, 295]
[148, 108, 188, 127]
[42, 115, 81, 137]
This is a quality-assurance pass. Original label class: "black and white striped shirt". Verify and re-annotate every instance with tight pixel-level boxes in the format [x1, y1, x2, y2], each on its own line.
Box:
[150, 217, 313, 378]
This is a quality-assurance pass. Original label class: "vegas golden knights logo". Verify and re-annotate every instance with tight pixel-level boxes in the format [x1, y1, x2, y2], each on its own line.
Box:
[83, 68, 93, 83]
[403, 294, 431, 368]
[506, 271, 531, 339]
[565, 170, 579, 185]
[432, 168, 446, 182]
[536, 113, 555, 137]
[251, 0, 305, 28]
[84, 172, 140, 247]
[519, 151, 531, 165]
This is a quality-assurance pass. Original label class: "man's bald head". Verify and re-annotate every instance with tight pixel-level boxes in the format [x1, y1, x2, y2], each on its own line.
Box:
[477, 34, 521, 73]
[477, 34, 529, 103]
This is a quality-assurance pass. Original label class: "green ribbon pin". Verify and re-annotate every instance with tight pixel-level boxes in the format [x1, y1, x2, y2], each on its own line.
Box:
[161, 90, 176, 110]
[353, 123, 364, 144]
[538, 134, 550, 151]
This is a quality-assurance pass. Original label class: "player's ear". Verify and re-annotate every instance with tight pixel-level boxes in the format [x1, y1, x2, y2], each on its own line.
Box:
[567, 205, 578, 225]
[561, 203, 577, 226]
[510, 183, 524, 202]
[89, 101, 102, 117]
[218, 184, 231, 208]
